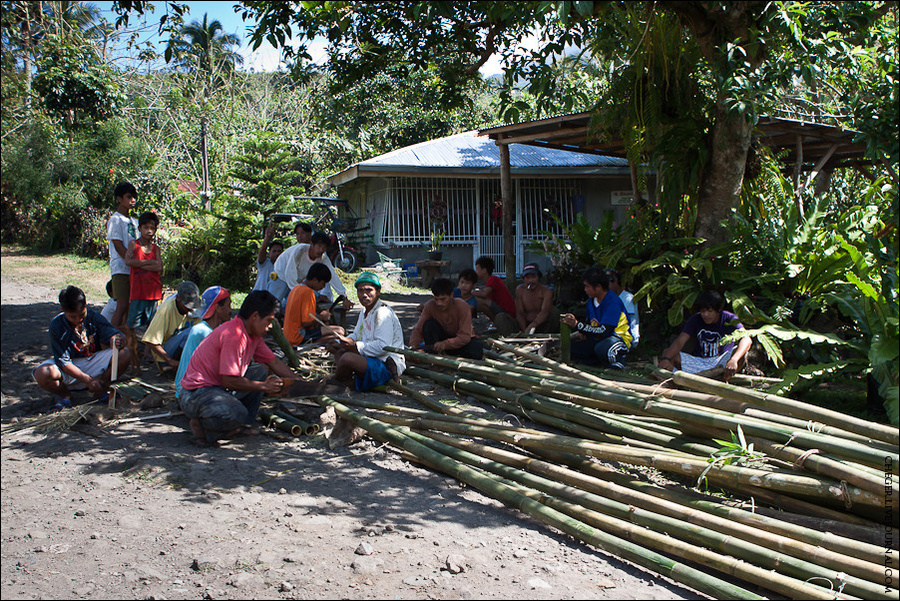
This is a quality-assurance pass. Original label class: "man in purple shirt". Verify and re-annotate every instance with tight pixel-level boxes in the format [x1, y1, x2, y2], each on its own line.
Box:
[658, 290, 752, 381]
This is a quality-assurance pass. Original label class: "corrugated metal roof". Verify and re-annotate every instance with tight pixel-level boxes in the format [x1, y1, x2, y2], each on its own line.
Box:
[327, 131, 629, 185]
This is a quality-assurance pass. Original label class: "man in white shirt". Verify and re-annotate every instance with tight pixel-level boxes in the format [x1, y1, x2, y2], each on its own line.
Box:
[331, 272, 405, 390]
[267, 232, 350, 310]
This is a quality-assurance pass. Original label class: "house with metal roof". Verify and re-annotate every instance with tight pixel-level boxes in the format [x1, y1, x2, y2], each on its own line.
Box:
[325, 130, 640, 275]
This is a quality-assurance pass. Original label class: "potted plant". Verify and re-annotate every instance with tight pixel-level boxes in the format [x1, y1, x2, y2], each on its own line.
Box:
[422, 229, 445, 261]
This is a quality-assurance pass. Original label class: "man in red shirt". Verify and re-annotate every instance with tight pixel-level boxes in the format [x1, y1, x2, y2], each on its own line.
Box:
[179, 290, 299, 446]
[473, 256, 517, 335]
[410, 278, 483, 359]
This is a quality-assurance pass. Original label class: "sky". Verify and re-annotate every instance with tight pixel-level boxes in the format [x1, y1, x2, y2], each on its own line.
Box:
[95, 0, 506, 76]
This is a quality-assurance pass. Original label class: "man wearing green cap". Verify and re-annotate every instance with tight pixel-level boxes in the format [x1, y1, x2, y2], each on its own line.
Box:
[330, 272, 405, 390]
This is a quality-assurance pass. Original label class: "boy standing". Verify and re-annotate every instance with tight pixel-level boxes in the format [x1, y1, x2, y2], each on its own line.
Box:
[125, 211, 163, 330]
[331, 272, 406, 390]
[473, 256, 517, 335]
[282, 263, 344, 346]
[562, 267, 632, 369]
[253, 224, 284, 291]
[32, 286, 130, 411]
[410, 277, 483, 359]
[515, 263, 560, 334]
[107, 182, 139, 328]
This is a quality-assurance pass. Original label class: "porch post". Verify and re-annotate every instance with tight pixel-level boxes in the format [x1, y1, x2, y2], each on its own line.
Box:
[500, 143, 515, 294]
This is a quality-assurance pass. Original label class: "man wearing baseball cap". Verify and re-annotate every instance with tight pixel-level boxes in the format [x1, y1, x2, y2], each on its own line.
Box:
[174, 286, 231, 399]
[515, 263, 560, 334]
[142, 281, 202, 371]
[330, 272, 405, 390]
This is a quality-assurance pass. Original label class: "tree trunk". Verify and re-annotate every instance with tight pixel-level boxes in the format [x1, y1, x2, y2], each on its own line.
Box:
[694, 102, 753, 245]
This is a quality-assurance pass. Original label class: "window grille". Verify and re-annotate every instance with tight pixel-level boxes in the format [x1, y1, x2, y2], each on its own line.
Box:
[519, 178, 579, 238]
[382, 177, 478, 245]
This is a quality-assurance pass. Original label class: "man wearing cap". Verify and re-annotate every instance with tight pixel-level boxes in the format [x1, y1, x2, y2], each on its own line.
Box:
[141, 281, 202, 370]
[330, 272, 406, 390]
[516, 263, 560, 334]
[180, 290, 300, 446]
[174, 286, 232, 400]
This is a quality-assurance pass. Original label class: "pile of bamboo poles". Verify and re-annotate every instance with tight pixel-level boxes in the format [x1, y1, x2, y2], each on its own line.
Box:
[304, 340, 897, 599]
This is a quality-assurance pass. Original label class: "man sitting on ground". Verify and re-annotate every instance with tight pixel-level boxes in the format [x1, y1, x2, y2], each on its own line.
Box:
[141, 281, 202, 371]
[658, 290, 752, 382]
[562, 266, 632, 369]
[473, 255, 517, 336]
[175, 286, 232, 400]
[330, 272, 406, 391]
[515, 263, 560, 334]
[33, 286, 131, 411]
[179, 291, 300, 446]
[604, 268, 640, 347]
[410, 277, 483, 360]
[282, 263, 344, 346]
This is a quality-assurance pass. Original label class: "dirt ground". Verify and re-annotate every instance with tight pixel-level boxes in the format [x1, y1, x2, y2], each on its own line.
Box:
[1, 268, 706, 600]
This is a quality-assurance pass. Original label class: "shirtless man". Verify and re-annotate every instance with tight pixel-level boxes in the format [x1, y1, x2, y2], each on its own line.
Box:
[515, 263, 560, 334]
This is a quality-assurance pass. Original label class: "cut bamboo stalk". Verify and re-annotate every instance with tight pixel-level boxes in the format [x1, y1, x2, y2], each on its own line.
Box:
[404, 366, 700, 455]
[315, 396, 764, 600]
[258, 409, 301, 436]
[416, 430, 893, 587]
[670, 369, 898, 446]
[269, 318, 299, 369]
[370, 410, 884, 509]
[272, 409, 320, 435]
[533, 449, 892, 559]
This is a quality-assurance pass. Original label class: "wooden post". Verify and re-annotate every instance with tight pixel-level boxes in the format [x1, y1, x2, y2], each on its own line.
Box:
[200, 117, 210, 211]
[499, 142, 515, 296]
[560, 321, 571, 364]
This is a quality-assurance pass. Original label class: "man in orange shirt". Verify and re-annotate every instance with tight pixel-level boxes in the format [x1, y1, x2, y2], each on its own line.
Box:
[282, 263, 344, 346]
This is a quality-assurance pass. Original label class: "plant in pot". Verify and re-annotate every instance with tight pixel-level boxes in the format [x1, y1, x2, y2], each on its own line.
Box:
[422, 229, 445, 261]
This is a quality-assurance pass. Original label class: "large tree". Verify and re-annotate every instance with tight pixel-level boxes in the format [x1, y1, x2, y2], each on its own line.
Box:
[164, 13, 243, 92]
[232, 0, 896, 244]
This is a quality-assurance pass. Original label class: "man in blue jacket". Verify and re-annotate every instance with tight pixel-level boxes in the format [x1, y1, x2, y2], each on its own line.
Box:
[32, 286, 131, 411]
[562, 266, 632, 369]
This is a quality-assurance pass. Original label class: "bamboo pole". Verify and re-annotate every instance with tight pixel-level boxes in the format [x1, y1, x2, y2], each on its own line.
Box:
[515, 445, 894, 565]
[272, 409, 320, 435]
[424, 356, 897, 471]
[269, 318, 299, 369]
[314, 396, 764, 600]
[415, 430, 892, 588]
[259, 409, 301, 436]
[369, 411, 884, 509]
[669, 369, 898, 446]
[404, 366, 702, 455]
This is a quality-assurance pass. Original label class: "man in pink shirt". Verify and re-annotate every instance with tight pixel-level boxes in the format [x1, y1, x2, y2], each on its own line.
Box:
[179, 290, 299, 446]
[409, 278, 483, 359]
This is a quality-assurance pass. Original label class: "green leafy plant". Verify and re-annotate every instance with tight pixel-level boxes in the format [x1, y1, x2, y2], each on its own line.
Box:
[697, 426, 768, 490]
[422, 229, 444, 253]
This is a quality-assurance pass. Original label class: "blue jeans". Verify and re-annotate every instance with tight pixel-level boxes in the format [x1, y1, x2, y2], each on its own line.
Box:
[179, 364, 268, 443]
[571, 335, 628, 370]
[163, 325, 194, 361]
